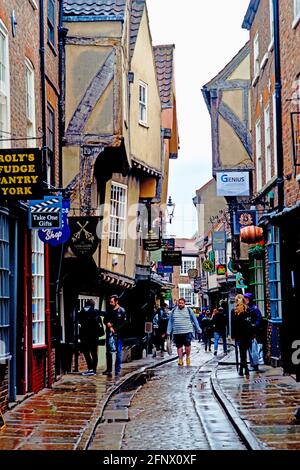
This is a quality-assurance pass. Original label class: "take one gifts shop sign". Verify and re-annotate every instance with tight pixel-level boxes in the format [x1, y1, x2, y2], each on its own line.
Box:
[0, 148, 42, 198]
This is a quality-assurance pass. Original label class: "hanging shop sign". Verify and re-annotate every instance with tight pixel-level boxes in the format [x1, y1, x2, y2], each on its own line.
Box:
[161, 250, 182, 266]
[143, 236, 161, 252]
[0, 148, 42, 198]
[29, 196, 62, 229]
[157, 262, 173, 274]
[216, 264, 227, 276]
[193, 276, 202, 293]
[240, 225, 264, 244]
[162, 238, 175, 250]
[216, 170, 250, 197]
[236, 272, 248, 289]
[38, 199, 70, 246]
[68, 217, 99, 257]
[212, 231, 227, 251]
[188, 268, 198, 279]
[233, 210, 257, 235]
[228, 258, 239, 274]
[202, 259, 214, 273]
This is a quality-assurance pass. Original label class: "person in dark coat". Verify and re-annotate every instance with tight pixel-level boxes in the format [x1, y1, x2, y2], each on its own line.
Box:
[244, 293, 264, 371]
[78, 299, 103, 376]
[201, 310, 213, 352]
[103, 295, 127, 377]
[212, 307, 227, 355]
[232, 294, 253, 378]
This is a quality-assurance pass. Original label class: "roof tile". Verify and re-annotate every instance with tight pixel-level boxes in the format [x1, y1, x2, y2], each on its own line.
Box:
[64, 0, 127, 19]
[153, 45, 175, 108]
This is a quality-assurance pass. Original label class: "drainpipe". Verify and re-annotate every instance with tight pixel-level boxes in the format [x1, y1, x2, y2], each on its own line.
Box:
[58, 0, 66, 188]
[273, 0, 288, 372]
[39, 0, 47, 169]
[39, 0, 53, 385]
[273, 0, 284, 212]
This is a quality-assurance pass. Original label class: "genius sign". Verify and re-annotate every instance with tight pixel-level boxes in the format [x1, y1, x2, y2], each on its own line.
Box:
[0, 148, 42, 198]
[216, 170, 250, 197]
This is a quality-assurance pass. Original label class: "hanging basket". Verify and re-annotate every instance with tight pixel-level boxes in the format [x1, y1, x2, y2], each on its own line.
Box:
[248, 244, 265, 260]
[240, 225, 264, 244]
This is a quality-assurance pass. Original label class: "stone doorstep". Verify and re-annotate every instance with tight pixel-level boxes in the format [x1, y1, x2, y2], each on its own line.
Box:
[7, 392, 35, 411]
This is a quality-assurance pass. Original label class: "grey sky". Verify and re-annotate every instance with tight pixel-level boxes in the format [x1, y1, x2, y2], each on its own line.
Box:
[147, 0, 250, 238]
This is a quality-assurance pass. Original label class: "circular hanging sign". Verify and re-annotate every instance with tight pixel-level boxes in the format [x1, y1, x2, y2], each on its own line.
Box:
[188, 268, 198, 278]
[202, 260, 214, 273]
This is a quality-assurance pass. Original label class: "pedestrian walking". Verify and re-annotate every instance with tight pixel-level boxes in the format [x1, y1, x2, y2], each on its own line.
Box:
[201, 310, 213, 352]
[103, 295, 127, 377]
[197, 309, 206, 342]
[152, 304, 170, 357]
[212, 307, 227, 355]
[167, 297, 201, 367]
[78, 299, 104, 376]
[231, 294, 252, 378]
[244, 293, 264, 371]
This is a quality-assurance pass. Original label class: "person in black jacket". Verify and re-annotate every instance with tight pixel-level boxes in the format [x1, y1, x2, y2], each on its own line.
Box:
[231, 294, 253, 378]
[103, 295, 127, 377]
[212, 307, 227, 355]
[78, 299, 103, 376]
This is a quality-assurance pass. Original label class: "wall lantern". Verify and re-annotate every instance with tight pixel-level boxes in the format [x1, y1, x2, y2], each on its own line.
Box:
[166, 196, 175, 224]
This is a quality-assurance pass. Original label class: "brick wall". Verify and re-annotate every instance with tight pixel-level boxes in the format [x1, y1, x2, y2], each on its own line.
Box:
[280, 1, 300, 206]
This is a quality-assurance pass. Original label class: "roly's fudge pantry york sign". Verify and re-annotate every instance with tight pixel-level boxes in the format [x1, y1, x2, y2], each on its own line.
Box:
[0, 148, 42, 198]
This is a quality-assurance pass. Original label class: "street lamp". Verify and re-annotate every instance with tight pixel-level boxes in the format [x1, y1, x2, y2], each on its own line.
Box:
[166, 196, 175, 224]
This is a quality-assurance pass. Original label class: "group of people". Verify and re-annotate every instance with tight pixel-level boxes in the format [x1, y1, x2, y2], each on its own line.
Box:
[78, 295, 126, 377]
[198, 307, 228, 355]
[78, 292, 263, 379]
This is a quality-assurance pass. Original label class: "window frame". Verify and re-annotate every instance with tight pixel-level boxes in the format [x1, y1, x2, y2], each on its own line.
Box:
[180, 257, 197, 276]
[253, 32, 260, 78]
[264, 105, 272, 182]
[0, 21, 10, 149]
[47, 0, 56, 47]
[109, 182, 127, 253]
[47, 103, 55, 186]
[256, 119, 262, 191]
[272, 92, 278, 175]
[249, 256, 266, 318]
[32, 232, 46, 346]
[0, 209, 10, 360]
[294, 0, 300, 24]
[25, 58, 36, 146]
[178, 284, 198, 307]
[138, 81, 148, 125]
[267, 226, 282, 322]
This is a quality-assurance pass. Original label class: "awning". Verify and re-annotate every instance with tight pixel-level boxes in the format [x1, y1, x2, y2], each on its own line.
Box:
[150, 272, 174, 289]
[98, 268, 135, 290]
[259, 201, 300, 226]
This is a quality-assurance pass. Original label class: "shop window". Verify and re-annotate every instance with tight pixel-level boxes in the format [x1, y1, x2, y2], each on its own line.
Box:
[0, 210, 10, 359]
[267, 226, 282, 321]
[32, 232, 45, 345]
[249, 256, 265, 317]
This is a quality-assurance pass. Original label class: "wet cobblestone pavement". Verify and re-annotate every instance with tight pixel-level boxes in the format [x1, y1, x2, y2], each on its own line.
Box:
[216, 352, 300, 450]
[120, 345, 245, 450]
[1, 343, 300, 450]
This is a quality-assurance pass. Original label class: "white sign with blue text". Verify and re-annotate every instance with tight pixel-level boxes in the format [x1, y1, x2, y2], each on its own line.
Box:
[216, 171, 250, 197]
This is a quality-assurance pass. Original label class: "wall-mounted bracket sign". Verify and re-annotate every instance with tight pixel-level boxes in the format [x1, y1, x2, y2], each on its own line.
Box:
[38, 199, 70, 246]
[0, 148, 42, 198]
[29, 196, 62, 229]
[161, 250, 182, 266]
